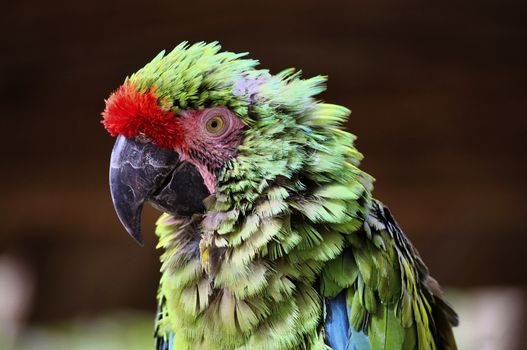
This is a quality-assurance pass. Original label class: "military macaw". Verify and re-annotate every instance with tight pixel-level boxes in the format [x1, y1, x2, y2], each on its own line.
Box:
[102, 42, 458, 350]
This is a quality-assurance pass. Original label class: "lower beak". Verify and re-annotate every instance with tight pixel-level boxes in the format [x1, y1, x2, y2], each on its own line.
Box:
[109, 135, 209, 245]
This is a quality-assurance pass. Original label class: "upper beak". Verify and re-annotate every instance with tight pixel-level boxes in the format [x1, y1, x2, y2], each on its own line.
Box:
[109, 135, 209, 245]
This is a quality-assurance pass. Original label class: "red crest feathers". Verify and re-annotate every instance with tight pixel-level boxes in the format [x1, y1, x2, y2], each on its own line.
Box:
[102, 82, 184, 149]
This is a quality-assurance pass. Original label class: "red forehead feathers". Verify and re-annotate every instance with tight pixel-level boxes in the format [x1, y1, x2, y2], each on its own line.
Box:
[102, 82, 184, 149]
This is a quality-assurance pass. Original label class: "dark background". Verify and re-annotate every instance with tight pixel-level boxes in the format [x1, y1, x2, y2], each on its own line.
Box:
[1, 0, 526, 344]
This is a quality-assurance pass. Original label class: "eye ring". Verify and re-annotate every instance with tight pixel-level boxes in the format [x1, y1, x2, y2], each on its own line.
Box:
[205, 115, 226, 135]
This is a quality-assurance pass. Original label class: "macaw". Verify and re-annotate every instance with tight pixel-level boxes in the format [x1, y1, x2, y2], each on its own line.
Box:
[102, 42, 458, 350]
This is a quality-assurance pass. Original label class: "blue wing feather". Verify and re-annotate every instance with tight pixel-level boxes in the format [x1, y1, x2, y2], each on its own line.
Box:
[155, 332, 174, 350]
[325, 291, 371, 350]
[168, 333, 174, 350]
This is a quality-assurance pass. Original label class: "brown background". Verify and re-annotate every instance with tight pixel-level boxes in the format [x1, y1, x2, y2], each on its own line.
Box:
[1, 0, 526, 334]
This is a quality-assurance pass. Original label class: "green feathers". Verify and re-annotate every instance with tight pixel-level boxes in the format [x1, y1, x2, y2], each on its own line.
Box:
[129, 41, 327, 122]
[129, 42, 257, 115]
[147, 42, 456, 350]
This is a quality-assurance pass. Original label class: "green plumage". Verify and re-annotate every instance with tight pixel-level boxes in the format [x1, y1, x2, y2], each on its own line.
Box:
[127, 42, 458, 349]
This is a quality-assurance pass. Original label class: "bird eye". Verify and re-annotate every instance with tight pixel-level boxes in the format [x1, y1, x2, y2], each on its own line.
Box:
[205, 115, 225, 134]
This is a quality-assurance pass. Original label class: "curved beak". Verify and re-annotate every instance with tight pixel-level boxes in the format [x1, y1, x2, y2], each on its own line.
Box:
[109, 135, 209, 245]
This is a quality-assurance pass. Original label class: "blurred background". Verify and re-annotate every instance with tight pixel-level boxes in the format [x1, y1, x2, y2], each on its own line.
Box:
[1, 0, 526, 349]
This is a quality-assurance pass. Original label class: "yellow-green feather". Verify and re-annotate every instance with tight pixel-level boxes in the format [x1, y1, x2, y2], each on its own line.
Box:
[145, 42, 455, 350]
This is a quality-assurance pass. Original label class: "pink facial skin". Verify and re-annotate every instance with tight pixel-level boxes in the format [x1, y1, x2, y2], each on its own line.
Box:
[102, 83, 244, 193]
[174, 107, 245, 194]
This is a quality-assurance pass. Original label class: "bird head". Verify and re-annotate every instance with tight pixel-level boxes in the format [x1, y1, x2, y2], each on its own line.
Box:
[102, 42, 359, 246]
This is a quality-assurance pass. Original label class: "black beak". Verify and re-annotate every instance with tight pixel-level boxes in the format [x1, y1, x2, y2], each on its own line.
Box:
[109, 135, 209, 245]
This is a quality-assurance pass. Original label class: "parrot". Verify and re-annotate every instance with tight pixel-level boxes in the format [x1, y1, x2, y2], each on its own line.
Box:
[102, 42, 458, 350]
